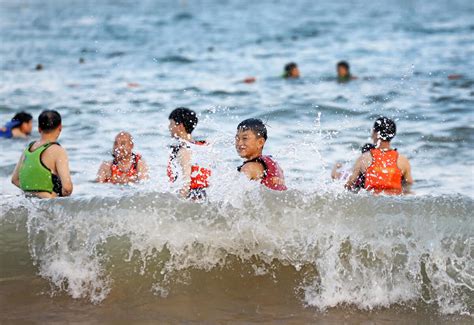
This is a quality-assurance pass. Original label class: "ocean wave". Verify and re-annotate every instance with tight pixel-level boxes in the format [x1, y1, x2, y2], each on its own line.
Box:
[0, 191, 472, 315]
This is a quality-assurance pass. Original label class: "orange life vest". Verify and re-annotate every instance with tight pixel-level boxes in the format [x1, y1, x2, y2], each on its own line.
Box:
[364, 149, 402, 195]
[107, 153, 141, 182]
[167, 140, 211, 190]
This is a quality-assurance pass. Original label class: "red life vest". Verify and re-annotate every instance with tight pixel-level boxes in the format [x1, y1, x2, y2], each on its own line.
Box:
[167, 140, 211, 190]
[364, 149, 402, 195]
[238, 155, 287, 191]
[108, 153, 141, 182]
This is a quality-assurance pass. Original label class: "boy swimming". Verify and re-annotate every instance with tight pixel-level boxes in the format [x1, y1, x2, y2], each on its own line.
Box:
[235, 118, 287, 191]
[283, 62, 300, 79]
[345, 117, 413, 195]
[96, 131, 149, 184]
[11, 110, 73, 198]
[336, 61, 356, 82]
[167, 107, 211, 199]
[0, 112, 33, 139]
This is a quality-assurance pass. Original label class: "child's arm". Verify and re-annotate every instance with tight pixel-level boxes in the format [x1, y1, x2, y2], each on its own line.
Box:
[240, 162, 265, 181]
[398, 154, 413, 185]
[178, 147, 192, 197]
[345, 153, 371, 190]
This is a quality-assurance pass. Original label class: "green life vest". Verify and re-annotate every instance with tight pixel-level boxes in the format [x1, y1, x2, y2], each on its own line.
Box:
[19, 142, 58, 193]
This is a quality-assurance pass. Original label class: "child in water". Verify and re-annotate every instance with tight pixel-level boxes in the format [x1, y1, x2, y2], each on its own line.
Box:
[167, 107, 212, 200]
[235, 118, 287, 191]
[283, 62, 300, 79]
[345, 117, 413, 195]
[337, 61, 357, 82]
[0, 112, 33, 139]
[97, 131, 149, 184]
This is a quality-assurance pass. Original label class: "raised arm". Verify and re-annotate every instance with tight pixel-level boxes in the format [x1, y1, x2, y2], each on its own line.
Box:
[55, 148, 73, 196]
[345, 153, 371, 190]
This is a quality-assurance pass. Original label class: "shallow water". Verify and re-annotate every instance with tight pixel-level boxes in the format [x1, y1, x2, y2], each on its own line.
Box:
[0, 0, 473, 323]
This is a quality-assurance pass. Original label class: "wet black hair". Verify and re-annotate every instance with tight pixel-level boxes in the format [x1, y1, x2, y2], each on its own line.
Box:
[169, 107, 198, 134]
[38, 110, 61, 132]
[361, 143, 375, 153]
[337, 61, 350, 71]
[11, 112, 32, 127]
[284, 62, 298, 77]
[237, 118, 267, 140]
[373, 116, 396, 141]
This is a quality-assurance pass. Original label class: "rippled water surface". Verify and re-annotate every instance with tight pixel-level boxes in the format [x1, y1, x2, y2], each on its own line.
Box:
[0, 0, 473, 323]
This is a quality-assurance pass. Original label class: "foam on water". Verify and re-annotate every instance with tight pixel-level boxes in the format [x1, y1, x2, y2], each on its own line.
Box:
[1, 187, 472, 315]
[0, 0, 473, 320]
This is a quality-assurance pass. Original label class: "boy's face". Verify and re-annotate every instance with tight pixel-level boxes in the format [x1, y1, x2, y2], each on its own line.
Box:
[337, 66, 349, 78]
[235, 129, 265, 159]
[168, 119, 183, 138]
[289, 67, 300, 78]
[21, 120, 33, 135]
[113, 133, 134, 160]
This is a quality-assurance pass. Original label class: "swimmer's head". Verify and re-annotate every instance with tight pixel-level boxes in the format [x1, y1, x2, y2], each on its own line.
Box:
[337, 61, 350, 79]
[235, 118, 267, 159]
[12, 112, 33, 135]
[38, 110, 61, 134]
[361, 143, 375, 153]
[113, 131, 134, 160]
[372, 116, 396, 142]
[168, 107, 198, 138]
[283, 62, 300, 78]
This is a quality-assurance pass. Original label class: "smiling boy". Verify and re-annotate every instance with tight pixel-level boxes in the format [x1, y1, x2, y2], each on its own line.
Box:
[235, 118, 287, 191]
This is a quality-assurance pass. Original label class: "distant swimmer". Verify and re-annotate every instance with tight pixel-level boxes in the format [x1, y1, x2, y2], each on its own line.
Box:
[242, 77, 257, 84]
[97, 132, 149, 184]
[0, 112, 33, 139]
[283, 62, 300, 79]
[345, 117, 413, 195]
[35, 64, 43, 71]
[11, 110, 73, 198]
[168, 107, 211, 200]
[337, 61, 356, 82]
[235, 118, 287, 191]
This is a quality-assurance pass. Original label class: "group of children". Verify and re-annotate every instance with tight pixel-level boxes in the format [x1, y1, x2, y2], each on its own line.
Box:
[5, 107, 412, 199]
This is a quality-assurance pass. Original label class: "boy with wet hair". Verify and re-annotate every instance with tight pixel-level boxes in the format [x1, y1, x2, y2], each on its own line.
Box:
[0, 112, 33, 138]
[11, 110, 73, 198]
[235, 118, 287, 191]
[283, 62, 300, 79]
[168, 107, 211, 199]
[345, 116, 413, 195]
